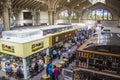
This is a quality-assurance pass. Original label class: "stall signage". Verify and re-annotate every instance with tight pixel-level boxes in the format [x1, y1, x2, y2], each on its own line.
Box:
[32, 42, 44, 52]
[65, 33, 71, 38]
[2, 44, 15, 53]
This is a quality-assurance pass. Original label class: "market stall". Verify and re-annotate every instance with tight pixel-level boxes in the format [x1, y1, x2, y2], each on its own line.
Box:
[75, 32, 120, 80]
[0, 28, 50, 79]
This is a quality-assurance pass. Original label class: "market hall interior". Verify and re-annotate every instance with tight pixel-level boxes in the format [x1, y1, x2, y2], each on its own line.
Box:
[0, 0, 120, 80]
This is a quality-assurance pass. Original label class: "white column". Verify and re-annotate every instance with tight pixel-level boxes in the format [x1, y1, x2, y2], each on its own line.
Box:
[31, 11, 35, 26]
[46, 48, 49, 56]
[119, 17, 120, 26]
[3, 1, 11, 30]
[48, 9, 55, 25]
[22, 58, 27, 79]
[68, 10, 72, 24]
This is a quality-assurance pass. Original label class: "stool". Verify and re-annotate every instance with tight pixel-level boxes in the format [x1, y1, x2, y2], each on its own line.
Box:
[63, 58, 68, 62]
[41, 74, 50, 80]
[63, 58, 69, 67]
[59, 61, 65, 67]
[55, 63, 62, 68]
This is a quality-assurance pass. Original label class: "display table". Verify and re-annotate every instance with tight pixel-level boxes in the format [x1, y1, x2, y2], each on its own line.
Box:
[63, 58, 68, 61]
[41, 74, 50, 80]
[59, 61, 65, 64]
[59, 61, 65, 67]
[56, 63, 62, 68]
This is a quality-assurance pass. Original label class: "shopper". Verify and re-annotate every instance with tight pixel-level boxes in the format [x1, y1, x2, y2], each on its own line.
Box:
[57, 49, 61, 59]
[5, 63, 12, 77]
[16, 66, 23, 79]
[12, 65, 17, 78]
[38, 60, 44, 72]
[29, 65, 35, 78]
[53, 65, 59, 80]
[46, 61, 53, 80]
[0, 62, 2, 70]
[34, 62, 39, 73]
[52, 49, 57, 59]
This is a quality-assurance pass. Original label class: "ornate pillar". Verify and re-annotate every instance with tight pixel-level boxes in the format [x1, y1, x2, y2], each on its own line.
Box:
[37, 10, 41, 25]
[48, 9, 55, 25]
[31, 11, 35, 26]
[68, 10, 72, 24]
[2, 0, 11, 30]
[78, 14, 82, 23]
[22, 58, 27, 79]
[118, 16, 120, 27]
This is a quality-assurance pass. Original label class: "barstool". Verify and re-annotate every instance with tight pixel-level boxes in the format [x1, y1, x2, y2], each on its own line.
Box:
[59, 61, 65, 67]
[63, 58, 69, 67]
[41, 74, 50, 80]
[56, 63, 62, 68]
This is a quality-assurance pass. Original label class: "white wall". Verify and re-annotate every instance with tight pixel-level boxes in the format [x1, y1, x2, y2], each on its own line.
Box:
[14, 10, 32, 26]
[40, 11, 48, 24]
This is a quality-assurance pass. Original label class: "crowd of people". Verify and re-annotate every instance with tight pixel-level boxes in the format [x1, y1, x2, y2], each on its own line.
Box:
[46, 60, 60, 80]
[0, 28, 94, 80]
[28, 58, 44, 78]
[5, 63, 23, 79]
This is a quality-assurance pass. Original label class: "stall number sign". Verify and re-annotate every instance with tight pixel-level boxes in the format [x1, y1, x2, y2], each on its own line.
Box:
[2, 44, 15, 53]
[32, 42, 44, 52]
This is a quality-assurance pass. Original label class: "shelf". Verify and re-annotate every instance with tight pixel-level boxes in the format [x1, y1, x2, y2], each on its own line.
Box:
[74, 67, 120, 79]
[77, 37, 120, 57]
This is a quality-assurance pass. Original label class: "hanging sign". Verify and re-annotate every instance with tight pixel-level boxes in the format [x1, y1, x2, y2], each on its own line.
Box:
[2, 44, 15, 53]
[32, 42, 44, 52]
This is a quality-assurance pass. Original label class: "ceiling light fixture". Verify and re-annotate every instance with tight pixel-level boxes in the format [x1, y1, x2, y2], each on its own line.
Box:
[77, 4, 79, 6]
[67, 0, 70, 3]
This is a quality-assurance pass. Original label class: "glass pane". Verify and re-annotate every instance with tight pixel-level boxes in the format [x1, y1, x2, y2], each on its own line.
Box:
[92, 10, 96, 19]
[108, 12, 112, 20]
[104, 10, 108, 20]
[87, 9, 112, 20]
[58, 10, 69, 19]
[96, 9, 103, 20]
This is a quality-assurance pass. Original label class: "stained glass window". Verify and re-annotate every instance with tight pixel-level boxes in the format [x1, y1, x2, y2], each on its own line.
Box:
[58, 10, 69, 19]
[58, 10, 77, 20]
[71, 11, 77, 20]
[88, 9, 112, 20]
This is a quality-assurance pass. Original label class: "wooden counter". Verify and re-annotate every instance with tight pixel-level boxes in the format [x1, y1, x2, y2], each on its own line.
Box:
[77, 37, 120, 57]
[74, 67, 120, 79]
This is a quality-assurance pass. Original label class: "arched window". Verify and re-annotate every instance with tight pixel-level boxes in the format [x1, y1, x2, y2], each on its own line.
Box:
[58, 10, 69, 19]
[71, 11, 77, 20]
[88, 9, 112, 20]
[58, 10, 77, 20]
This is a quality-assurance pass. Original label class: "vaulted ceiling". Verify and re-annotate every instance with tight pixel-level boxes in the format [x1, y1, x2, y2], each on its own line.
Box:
[0, 0, 120, 16]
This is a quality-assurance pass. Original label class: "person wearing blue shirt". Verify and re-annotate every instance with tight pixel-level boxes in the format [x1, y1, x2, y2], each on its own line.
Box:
[46, 61, 53, 80]
[5, 63, 12, 76]
[52, 50, 57, 59]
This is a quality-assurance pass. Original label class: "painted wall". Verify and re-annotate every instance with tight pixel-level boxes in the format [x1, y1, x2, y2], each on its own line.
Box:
[23, 37, 49, 57]
[0, 41, 24, 57]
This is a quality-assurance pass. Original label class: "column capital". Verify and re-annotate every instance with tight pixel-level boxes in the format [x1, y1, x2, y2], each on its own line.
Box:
[31, 11, 35, 16]
[2, 0, 11, 9]
[68, 9, 72, 16]
[48, 8, 56, 12]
